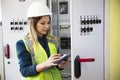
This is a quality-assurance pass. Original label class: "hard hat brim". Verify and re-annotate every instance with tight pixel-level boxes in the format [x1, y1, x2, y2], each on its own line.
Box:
[27, 13, 53, 18]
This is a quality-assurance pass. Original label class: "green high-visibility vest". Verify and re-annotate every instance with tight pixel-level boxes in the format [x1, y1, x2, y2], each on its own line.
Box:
[21, 35, 61, 80]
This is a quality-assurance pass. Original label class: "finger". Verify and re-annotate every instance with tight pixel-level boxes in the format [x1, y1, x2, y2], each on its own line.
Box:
[51, 62, 58, 66]
[52, 59, 60, 63]
[53, 54, 61, 56]
[49, 55, 60, 60]
[52, 55, 61, 59]
[66, 58, 71, 62]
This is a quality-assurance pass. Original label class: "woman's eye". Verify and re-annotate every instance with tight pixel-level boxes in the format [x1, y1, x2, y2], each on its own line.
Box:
[48, 22, 51, 25]
[40, 22, 51, 25]
[40, 23, 45, 25]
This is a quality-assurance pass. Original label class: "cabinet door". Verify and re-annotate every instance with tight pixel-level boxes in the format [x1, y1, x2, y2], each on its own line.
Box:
[71, 0, 104, 80]
[1, 0, 46, 80]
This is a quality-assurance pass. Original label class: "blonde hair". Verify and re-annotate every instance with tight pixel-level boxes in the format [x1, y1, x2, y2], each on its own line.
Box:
[28, 16, 53, 45]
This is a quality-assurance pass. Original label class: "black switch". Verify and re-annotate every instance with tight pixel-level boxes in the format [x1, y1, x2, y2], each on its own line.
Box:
[81, 19, 86, 25]
[15, 22, 18, 25]
[90, 19, 93, 24]
[24, 22, 27, 25]
[81, 20, 84, 25]
[19, 22, 23, 25]
[19, 27, 23, 30]
[98, 19, 101, 24]
[15, 27, 18, 30]
[86, 19, 89, 24]
[81, 27, 87, 33]
[11, 27, 14, 30]
[95, 19, 99, 24]
[10, 22, 14, 25]
[89, 27, 93, 32]
[93, 19, 95, 24]
[86, 26, 90, 32]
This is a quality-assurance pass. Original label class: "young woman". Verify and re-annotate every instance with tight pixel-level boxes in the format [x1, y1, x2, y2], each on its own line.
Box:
[16, 2, 69, 80]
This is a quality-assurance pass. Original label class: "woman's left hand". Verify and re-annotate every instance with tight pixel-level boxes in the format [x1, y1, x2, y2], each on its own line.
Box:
[57, 58, 70, 69]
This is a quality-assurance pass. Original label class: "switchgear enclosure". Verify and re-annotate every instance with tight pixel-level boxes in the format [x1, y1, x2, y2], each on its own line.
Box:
[70, 0, 104, 80]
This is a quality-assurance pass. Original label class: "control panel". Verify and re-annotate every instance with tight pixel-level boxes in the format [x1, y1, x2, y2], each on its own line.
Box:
[80, 15, 102, 35]
[9, 18, 28, 32]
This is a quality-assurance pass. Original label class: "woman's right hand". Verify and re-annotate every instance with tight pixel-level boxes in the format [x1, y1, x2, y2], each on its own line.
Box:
[36, 54, 60, 72]
[44, 54, 61, 68]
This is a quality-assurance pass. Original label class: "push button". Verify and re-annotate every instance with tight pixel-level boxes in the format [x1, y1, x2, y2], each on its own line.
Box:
[15, 22, 18, 25]
[19, 22, 23, 25]
[98, 19, 101, 23]
[10, 22, 14, 25]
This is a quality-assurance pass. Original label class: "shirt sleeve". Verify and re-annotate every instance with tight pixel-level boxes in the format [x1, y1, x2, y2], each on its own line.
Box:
[16, 40, 39, 77]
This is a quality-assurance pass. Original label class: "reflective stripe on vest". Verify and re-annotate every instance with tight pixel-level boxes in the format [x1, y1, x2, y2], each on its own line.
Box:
[24, 36, 36, 64]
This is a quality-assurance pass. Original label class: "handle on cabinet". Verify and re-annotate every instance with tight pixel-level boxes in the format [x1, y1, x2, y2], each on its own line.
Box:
[5, 44, 10, 59]
[74, 55, 81, 78]
[78, 58, 95, 62]
[74, 55, 95, 78]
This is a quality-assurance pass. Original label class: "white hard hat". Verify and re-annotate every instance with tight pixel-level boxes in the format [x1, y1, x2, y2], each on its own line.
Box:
[27, 2, 52, 18]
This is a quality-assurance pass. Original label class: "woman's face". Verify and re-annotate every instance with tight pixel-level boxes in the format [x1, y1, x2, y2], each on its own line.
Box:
[36, 16, 51, 36]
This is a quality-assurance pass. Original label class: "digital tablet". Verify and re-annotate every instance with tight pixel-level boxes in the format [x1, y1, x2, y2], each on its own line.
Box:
[56, 53, 71, 64]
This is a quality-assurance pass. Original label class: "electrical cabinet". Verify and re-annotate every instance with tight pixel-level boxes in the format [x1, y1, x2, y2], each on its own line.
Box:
[70, 0, 104, 80]
[1, 0, 46, 80]
[0, 27, 4, 80]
